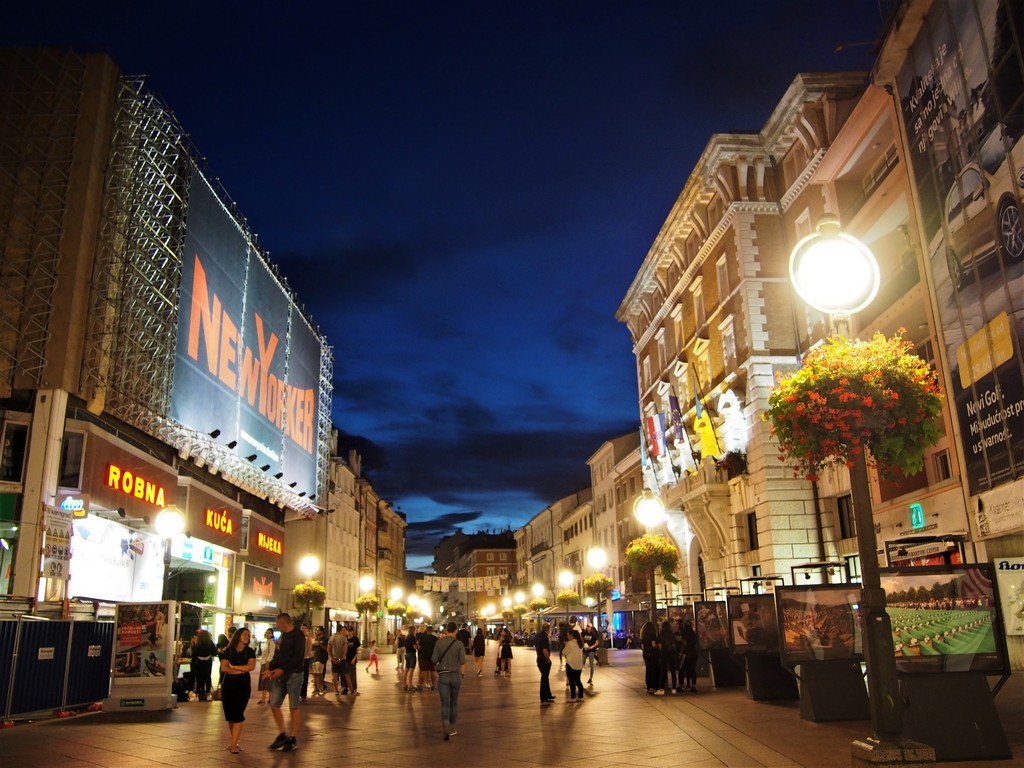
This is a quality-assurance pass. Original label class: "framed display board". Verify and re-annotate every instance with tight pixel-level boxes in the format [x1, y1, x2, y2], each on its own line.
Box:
[775, 585, 863, 664]
[694, 600, 728, 650]
[727, 594, 780, 655]
[880, 563, 1009, 674]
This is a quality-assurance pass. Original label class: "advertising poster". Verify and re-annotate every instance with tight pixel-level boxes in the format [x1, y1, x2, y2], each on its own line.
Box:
[41, 505, 73, 581]
[239, 563, 280, 616]
[694, 600, 728, 650]
[69, 516, 164, 603]
[994, 556, 1024, 635]
[281, 308, 320, 497]
[170, 173, 248, 441]
[775, 586, 863, 664]
[880, 564, 1008, 672]
[897, 0, 1024, 498]
[112, 601, 174, 682]
[170, 169, 324, 497]
[668, 603, 695, 629]
[727, 594, 780, 655]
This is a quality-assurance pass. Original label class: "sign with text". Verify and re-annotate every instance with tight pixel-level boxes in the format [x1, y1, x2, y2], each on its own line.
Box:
[170, 172, 322, 499]
[82, 433, 177, 518]
[42, 505, 73, 581]
[246, 512, 284, 568]
[896, 0, 1024, 499]
[182, 481, 242, 552]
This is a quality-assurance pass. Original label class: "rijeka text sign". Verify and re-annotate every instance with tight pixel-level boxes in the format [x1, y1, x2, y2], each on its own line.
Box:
[170, 171, 319, 497]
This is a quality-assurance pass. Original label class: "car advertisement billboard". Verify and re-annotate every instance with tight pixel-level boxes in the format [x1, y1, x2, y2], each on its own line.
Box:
[170, 170, 321, 497]
[896, 0, 1024, 501]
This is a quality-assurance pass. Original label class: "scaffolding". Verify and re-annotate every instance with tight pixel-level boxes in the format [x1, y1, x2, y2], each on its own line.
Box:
[0, 49, 83, 396]
[83, 73, 333, 514]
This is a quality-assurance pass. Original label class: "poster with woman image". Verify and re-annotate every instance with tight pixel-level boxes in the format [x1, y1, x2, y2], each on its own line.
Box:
[113, 601, 173, 680]
[695, 600, 728, 650]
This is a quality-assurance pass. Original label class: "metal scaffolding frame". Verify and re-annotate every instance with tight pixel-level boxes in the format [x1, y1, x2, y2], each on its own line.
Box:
[83, 75, 333, 515]
[0, 49, 83, 395]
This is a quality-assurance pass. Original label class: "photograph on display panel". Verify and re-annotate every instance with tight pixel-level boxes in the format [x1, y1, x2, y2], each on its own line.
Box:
[694, 600, 728, 650]
[880, 564, 1009, 673]
[113, 601, 172, 680]
[727, 594, 780, 655]
[775, 586, 863, 664]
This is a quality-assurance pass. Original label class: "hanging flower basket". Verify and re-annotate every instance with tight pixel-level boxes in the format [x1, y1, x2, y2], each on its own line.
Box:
[583, 574, 614, 600]
[512, 603, 529, 616]
[293, 580, 326, 620]
[529, 597, 549, 612]
[387, 600, 407, 617]
[555, 589, 580, 609]
[715, 450, 747, 479]
[763, 332, 943, 481]
[354, 593, 379, 614]
[625, 534, 680, 583]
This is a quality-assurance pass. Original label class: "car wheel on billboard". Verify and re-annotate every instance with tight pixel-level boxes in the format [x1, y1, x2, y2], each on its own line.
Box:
[947, 247, 966, 291]
[997, 195, 1024, 261]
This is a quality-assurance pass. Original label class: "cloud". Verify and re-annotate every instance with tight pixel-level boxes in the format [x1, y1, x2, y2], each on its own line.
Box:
[404, 511, 484, 559]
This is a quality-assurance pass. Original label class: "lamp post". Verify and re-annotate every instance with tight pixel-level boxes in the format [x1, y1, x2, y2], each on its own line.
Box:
[155, 506, 185, 602]
[789, 217, 903, 744]
[586, 545, 613, 651]
[633, 489, 666, 622]
[359, 574, 375, 644]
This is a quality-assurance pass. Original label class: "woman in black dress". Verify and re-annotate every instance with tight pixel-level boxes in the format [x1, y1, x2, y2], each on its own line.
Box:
[220, 627, 256, 753]
[499, 628, 514, 676]
[639, 620, 660, 694]
[472, 627, 486, 676]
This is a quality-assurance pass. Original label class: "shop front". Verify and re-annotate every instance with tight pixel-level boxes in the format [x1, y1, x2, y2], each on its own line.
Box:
[234, 511, 285, 652]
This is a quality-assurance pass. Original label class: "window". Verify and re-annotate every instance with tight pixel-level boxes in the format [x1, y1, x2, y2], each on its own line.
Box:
[499, 552, 507, 561]
[934, 450, 952, 481]
[845, 555, 862, 583]
[58, 432, 85, 489]
[746, 512, 759, 551]
[720, 317, 736, 371]
[717, 255, 730, 300]
[643, 356, 652, 389]
[656, 328, 666, 373]
[691, 278, 706, 328]
[0, 423, 28, 483]
[672, 304, 684, 348]
[487, 552, 494, 561]
[837, 494, 856, 539]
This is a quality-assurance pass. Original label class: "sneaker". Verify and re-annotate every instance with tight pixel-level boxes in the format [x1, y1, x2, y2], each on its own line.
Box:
[268, 733, 289, 751]
[281, 737, 297, 752]
[477, 670, 482, 677]
[448, 729, 457, 736]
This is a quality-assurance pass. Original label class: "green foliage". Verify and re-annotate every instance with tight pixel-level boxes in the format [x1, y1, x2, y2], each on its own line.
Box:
[582, 574, 614, 600]
[293, 580, 326, 611]
[555, 589, 580, 608]
[354, 593, 380, 613]
[625, 534, 680, 584]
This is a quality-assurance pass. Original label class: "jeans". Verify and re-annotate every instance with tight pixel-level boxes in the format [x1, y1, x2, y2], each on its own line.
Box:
[437, 671, 462, 728]
[583, 651, 596, 679]
[565, 665, 584, 699]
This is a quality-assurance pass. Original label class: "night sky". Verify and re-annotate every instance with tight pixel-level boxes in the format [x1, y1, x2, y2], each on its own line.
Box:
[5, 2, 883, 570]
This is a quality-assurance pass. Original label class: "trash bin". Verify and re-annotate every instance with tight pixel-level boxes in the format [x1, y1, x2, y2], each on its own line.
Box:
[597, 645, 609, 666]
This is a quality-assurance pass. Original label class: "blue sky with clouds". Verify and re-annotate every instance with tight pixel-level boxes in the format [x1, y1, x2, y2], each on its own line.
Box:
[5, 1, 884, 569]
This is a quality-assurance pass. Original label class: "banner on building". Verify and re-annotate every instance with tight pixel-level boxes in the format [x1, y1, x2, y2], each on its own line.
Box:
[42, 505, 73, 581]
[896, 0, 1024, 498]
[170, 171, 321, 498]
[239, 563, 280, 615]
[423, 575, 434, 592]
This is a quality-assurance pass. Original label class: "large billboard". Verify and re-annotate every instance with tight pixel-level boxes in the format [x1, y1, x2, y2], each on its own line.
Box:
[897, 0, 1024, 499]
[170, 171, 321, 497]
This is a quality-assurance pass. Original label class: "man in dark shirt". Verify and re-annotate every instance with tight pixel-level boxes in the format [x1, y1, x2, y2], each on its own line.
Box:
[456, 624, 471, 675]
[343, 625, 360, 694]
[403, 626, 419, 690]
[581, 621, 600, 685]
[536, 623, 554, 703]
[417, 624, 438, 690]
[262, 612, 305, 751]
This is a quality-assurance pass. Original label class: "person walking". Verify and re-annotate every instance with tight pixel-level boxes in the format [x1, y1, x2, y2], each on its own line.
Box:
[327, 623, 348, 699]
[657, 620, 678, 693]
[456, 623, 471, 675]
[299, 624, 313, 702]
[395, 627, 406, 670]
[563, 628, 585, 702]
[472, 627, 486, 676]
[365, 640, 379, 674]
[311, 626, 328, 695]
[499, 627, 514, 676]
[219, 627, 256, 753]
[535, 623, 555, 703]
[262, 612, 306, 752]
[581, 622, 600, 685]
[432, 621, 468, 741]
[680, 619, 700, 692]
[343, 625, 360, 695]
[191, 629, 217, 701]
[402, 625, 419, 691]
[257, 628, 276, 704]
[639, 620, 661, 694]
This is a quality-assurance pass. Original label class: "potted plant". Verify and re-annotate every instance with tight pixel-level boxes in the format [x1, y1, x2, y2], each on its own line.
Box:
[582, 574, 614, 601]
[292, 579, 326, 625]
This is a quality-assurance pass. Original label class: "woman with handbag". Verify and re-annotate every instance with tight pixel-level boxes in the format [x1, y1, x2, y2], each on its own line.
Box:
[220, 627, 257, 754]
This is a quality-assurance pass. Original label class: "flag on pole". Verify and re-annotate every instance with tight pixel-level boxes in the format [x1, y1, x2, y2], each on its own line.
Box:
[644, 414, 668, 458]
[668, 395, 684, 441]
[693, 375, 703, 418]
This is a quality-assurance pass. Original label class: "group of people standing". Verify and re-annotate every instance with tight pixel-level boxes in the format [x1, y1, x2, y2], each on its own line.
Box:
[639, 618, 699, 694]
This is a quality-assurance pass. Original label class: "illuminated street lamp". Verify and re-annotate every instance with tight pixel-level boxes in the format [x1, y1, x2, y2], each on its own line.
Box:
[558, 569, 574, 588]
[501, 596, 512, 609]
[390, 586, 403, 601]
[634, 490, 666, 621]
[358, 574, 375, 592]
[298, 554, 321, 579]
[155, 506, 185, 601]
[586, 547, 608, 570]
[531, 583, 545, 598]
[789, 218, 904, 744]
[514, 591, 525, 604]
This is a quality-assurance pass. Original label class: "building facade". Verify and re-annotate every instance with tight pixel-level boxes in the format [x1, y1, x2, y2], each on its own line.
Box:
[0, 51, 334, 649]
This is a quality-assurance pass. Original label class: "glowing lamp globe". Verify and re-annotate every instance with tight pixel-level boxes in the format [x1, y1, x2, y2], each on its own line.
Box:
[633, 490, 666, 528]
[789, 216, 880, 315]
[586, 547, 608, 570]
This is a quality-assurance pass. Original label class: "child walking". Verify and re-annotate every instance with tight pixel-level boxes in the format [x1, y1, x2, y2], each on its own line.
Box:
[365, 640, 379, 674]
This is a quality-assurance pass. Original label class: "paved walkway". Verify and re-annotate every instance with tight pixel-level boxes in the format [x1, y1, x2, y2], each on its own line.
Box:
[2, 647, 1022, 767]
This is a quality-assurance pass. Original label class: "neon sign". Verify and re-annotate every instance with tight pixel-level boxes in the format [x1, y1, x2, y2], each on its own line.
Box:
[105, 464, 167, 507]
